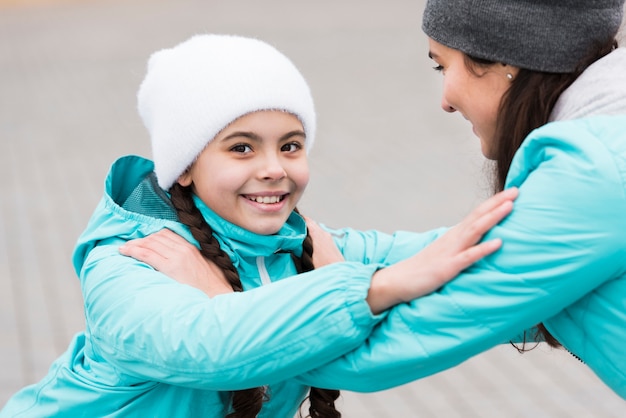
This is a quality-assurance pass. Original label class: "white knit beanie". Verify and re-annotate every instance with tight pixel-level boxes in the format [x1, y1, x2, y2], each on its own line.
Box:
[137, 34, 316, 190]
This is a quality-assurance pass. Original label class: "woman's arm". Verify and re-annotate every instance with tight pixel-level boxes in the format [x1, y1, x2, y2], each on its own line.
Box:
[296, 118, 626, 392]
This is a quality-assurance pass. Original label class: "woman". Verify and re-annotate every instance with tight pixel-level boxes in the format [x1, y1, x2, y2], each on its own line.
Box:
[295, 0, 626, 399]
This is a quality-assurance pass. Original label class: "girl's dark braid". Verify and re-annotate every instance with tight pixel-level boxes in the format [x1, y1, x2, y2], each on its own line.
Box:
[169, 183, 264, 418]
[295, 223, 341, 418]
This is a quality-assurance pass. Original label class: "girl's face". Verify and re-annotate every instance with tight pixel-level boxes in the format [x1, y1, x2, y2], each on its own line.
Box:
[427, 38, 517, 159]
[178, 110, 309, 235]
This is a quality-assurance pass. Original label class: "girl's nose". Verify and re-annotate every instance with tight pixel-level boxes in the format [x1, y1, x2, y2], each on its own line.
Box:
[259, 155, 287, 181]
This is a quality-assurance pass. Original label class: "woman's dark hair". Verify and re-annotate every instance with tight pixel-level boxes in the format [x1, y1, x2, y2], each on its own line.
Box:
[464, 37, 618, 349]
[169, 182, 341, 418]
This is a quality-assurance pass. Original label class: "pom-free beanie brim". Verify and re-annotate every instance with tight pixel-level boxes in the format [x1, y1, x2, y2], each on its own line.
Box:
[422, 0, 625, 73]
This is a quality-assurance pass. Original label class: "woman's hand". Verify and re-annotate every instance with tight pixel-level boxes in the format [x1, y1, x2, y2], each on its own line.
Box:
[367, 187, 519, 314]
[303, 216, 345, 268]
[119, 229, 233, 297]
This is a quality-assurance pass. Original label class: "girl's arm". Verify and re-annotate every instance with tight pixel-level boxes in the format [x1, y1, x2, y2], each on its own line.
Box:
[81, 245, 380, 391]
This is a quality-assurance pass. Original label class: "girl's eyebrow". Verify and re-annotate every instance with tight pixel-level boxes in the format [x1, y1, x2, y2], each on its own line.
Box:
[220, 130, 306, 142]
[428, 51, 438, 60]
[220, 131, 261, 142]
[280, 130, 306, 141]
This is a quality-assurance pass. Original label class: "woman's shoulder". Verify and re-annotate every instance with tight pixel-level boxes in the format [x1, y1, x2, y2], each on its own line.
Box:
[514, 115, 626, 178]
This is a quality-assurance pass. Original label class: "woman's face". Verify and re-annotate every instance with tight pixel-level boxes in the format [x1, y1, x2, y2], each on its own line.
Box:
[177, 110, 309, 235]
[427, 38, 517, 159]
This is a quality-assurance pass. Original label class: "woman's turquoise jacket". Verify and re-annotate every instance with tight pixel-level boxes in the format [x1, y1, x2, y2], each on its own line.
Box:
[299, 49, 626, 400]
[0, 155, 438, 417]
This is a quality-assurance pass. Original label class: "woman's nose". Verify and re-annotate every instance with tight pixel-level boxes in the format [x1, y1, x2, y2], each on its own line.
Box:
[441, 98, 456, 113]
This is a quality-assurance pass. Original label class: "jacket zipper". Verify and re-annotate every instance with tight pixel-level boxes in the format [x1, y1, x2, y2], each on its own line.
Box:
[256, 256, 271, 286]
[567, 349, 584, 363]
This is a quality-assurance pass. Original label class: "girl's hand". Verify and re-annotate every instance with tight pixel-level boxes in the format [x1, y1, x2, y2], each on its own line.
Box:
[119, 229, 233, 297]
[303, 216, 345, 268]
[367, 187, 519, 314]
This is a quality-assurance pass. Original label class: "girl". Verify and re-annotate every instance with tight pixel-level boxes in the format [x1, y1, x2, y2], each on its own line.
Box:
[0, 34, 515, 418]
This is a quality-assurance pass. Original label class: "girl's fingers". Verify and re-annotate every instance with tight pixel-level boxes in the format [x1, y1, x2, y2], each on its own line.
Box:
[446, 238, 503, 274]
[462, 187, 518, 225]
[461, 238, 503, 264]
[465, 200, 514, 241]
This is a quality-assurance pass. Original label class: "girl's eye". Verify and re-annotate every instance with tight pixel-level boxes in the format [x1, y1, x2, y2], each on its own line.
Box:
[432, 64, 444, 72]
[230, 144, 252, 153]
[281, 142, 303, 152]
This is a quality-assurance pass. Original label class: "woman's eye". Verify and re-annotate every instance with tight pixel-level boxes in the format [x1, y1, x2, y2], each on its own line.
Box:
[432, 64, 444, 72]
[231, 144, 252, 153]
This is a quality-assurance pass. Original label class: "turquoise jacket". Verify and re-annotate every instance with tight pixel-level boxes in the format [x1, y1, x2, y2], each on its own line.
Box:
[4, 46, 625, 418]
[301, 114, 626, 400]
[0, 155, 436, 417]
[299, 49, 626, 399]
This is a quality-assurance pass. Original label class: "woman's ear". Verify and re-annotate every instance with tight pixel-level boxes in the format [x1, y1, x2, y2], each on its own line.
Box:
[177, 170, 193, 187]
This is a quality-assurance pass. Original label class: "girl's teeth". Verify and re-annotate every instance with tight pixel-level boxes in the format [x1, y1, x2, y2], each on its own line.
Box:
[250, 196, 281, 204]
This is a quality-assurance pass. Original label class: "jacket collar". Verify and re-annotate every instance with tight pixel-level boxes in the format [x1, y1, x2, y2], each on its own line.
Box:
[191, 194, 307, 260]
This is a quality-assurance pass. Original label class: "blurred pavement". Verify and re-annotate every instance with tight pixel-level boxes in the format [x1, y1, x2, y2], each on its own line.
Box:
[1, 0, 625, 416]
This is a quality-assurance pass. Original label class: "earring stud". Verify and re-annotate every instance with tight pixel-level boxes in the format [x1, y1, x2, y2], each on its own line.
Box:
[506, 73, 513, 80]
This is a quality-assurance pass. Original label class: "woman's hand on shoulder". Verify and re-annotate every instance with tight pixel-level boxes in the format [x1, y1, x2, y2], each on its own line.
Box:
[304, 216, 345, 268]
[119, 229, 233, 297]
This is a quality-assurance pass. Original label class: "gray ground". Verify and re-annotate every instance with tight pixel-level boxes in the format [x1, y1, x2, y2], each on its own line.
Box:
[1, 0, 625, 416]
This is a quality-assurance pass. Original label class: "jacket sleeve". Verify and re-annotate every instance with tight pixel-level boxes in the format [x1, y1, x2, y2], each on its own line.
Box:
[80, 243, 381, 390]
[326, 225, 447, 265]
[296, 117, 626, 391]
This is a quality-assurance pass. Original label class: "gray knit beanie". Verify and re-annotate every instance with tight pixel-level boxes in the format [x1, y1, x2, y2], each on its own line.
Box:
[422, 0, 625, 73]
[138, 34, 316, 190]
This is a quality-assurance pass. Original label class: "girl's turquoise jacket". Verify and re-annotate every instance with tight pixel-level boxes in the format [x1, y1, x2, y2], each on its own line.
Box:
[0, 155, 438, 418]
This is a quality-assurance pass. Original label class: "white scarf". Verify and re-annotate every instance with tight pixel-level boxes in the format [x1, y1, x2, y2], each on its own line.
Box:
[550, 48, 626, 122]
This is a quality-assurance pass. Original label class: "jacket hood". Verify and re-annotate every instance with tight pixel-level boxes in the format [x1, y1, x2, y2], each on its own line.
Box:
[550, 48, 626, 122]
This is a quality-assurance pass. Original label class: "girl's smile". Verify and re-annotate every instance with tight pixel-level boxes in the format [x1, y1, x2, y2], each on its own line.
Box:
[243, 192, 289, 213]
[177, 110, 309, 235]
[244, 193, 287, 204]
